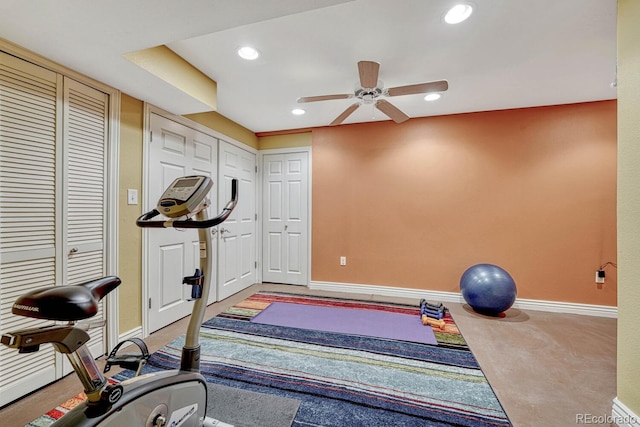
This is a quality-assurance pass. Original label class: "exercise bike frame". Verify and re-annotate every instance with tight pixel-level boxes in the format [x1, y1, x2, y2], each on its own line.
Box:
[135, 178, 237, 373]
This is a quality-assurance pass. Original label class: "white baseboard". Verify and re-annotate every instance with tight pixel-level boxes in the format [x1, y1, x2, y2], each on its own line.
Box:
[309, 280, 464, 304]
[117, 326, 143, 344]
[612, 398, 640, 426]
[308, 281, 617, 318]
[513, 297, 617, 318]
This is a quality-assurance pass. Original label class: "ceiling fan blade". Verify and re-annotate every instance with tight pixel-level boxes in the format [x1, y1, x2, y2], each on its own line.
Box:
[297, 94, 353, 103]
[330, 103, 360, 126]
[386, 80, 449, 97]
[375, 99, 410, 123]
[358, 61, 380, 88]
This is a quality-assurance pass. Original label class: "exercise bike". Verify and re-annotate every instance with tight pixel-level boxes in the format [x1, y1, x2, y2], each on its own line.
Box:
[1, 175, 238, 426]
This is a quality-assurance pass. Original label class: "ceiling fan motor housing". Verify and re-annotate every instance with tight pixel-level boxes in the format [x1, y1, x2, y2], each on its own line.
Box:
[355, 86, 383, 103]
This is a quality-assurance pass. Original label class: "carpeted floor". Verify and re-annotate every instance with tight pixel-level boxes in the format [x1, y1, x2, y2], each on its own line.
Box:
[6, 283, 616, 427]
[143, 292, 511, 426]
[26, 291, 510, 427]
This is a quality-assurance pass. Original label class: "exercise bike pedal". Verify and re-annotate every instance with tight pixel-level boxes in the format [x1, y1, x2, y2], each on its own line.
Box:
[104, 337, 150, 376]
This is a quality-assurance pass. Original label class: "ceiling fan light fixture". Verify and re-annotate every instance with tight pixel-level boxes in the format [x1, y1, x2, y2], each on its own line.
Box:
[444, 4, 473, 24]
[424, 93, 442, 101]
[291, 108, 306, 115]
[237, 46, 260, 60]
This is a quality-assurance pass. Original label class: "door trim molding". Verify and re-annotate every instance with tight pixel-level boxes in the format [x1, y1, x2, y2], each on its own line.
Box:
[105, 83, 121, 353]
[141, 104, 152, 338]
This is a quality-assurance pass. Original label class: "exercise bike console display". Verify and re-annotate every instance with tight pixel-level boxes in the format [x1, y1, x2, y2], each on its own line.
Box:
[157, 175, 212, 218]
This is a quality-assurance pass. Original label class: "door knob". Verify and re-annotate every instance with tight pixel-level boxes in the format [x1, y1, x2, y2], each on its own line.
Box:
[69, 247, 79, 255]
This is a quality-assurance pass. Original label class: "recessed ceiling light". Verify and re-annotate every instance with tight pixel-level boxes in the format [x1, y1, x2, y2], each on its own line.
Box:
[237, 46, 260, 60]
[424, 93, 442, 101]
[444, 4, 473, 24]
[292, 108, 306, 115]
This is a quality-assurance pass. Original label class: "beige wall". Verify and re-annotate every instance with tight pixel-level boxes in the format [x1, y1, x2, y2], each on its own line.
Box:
[184, 111, 258, 149]
[617, 0, 640, 417]
[123, 45, 217, 110]
[312, 101, 617, 306]
[118, 94, 144, 333]
[258, 132, 312, 150]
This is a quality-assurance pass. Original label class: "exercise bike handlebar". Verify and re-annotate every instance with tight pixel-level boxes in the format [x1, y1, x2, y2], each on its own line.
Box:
[136, 178, 238, 228]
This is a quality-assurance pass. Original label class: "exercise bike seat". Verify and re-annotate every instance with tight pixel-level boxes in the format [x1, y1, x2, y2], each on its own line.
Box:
[11, 276, 121, 321]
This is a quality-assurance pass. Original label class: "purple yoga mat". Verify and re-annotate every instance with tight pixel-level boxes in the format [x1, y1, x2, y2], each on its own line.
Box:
[250, 302, 437, 345]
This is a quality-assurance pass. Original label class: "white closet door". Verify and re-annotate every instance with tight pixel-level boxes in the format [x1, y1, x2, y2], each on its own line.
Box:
[0, 51, 60, 406]
[0, 54, 111, 406]
[146, 113, 218, 333]
[63, 77, 108, 359]
[262, 151, 309, 285]
[217, 141, 257, 300]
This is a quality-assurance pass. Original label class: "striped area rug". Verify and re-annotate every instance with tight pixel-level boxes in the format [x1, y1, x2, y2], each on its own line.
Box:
[147, 291, 511, 426]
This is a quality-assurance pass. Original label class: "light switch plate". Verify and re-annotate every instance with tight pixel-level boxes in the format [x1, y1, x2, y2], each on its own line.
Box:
[127, 189, 138, 205]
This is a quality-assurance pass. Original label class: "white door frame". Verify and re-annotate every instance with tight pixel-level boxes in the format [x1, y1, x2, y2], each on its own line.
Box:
[104, 89, 120, 353]
[259, 147, 312, 286]
[141, 104, 259, 337]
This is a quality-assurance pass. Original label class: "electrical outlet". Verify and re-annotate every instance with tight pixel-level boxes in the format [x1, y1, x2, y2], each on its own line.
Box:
[340, 256, 347, 266]
[595, 270, 605, 284]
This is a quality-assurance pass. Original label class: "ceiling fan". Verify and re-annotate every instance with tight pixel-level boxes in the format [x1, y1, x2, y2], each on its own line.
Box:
[297, 60, 448, 126]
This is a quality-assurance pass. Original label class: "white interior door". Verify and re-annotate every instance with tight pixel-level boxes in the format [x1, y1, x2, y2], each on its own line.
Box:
[147, 113, 217, 333]
[262, 151, 309, 285]
[217, 141, 257, 300]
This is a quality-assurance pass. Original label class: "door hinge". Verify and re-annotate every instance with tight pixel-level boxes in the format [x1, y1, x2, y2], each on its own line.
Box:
[255, 165, 258, 173]
[148, 298, 152, 310]
[150, 131, 153, 141]
[255, 213, 258, 221]
[255, 261, 257, 269]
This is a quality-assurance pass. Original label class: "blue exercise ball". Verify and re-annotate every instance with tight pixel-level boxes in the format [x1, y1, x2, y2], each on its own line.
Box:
[460, 264, 517, 314]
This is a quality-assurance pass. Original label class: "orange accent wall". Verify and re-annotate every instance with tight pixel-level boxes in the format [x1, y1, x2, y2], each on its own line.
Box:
[311, 101, 617, 306]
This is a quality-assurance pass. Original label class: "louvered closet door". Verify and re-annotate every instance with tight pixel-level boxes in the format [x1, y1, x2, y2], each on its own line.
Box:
[0, 52, 60, 406]
[0, 55, 110, 406]
[63, 77, 108, 363]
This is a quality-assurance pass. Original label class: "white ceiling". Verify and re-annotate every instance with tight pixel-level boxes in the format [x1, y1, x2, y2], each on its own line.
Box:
[0, 0, 617, 133]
